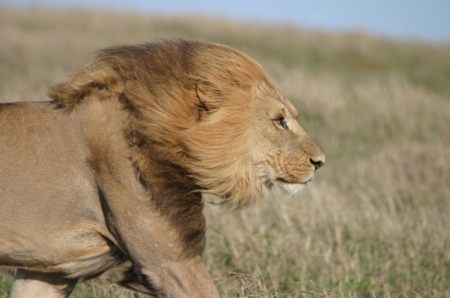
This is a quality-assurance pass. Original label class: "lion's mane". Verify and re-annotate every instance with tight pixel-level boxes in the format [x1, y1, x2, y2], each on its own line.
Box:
[47, 40, 271, 256]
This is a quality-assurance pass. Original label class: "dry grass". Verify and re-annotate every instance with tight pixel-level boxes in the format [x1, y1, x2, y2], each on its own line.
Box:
[1, 6, 449, 298]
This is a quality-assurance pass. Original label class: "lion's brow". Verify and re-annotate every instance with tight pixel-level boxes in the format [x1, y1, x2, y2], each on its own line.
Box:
[276, 95, 298, 118]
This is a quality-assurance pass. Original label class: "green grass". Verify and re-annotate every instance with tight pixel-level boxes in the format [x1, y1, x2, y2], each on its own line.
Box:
[1, 6, 449, 298]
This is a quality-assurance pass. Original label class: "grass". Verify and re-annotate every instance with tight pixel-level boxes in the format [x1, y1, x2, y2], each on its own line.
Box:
[1, 6, 449, 298]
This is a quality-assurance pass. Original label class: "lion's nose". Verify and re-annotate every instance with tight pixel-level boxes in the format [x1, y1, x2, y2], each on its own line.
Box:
[310, 157, 325, 171]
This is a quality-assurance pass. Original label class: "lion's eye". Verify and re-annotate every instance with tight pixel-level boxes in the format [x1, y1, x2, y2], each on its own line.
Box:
[275, 116, 288, 130]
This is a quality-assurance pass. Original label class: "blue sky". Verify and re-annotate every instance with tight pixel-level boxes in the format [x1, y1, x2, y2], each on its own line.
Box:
[4, 0, 450, 44]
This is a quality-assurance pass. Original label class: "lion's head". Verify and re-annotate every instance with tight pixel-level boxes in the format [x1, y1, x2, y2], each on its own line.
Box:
[48, 39, 325, 209]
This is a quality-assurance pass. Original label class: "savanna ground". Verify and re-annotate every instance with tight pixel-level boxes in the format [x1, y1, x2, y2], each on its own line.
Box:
[1, 6, 449, 298]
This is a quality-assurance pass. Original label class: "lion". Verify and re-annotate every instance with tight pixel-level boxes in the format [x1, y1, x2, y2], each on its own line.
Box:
[0, 40, 325, 297]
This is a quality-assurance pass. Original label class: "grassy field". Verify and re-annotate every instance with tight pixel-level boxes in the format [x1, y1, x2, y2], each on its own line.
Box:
[1, 6, 449, 298]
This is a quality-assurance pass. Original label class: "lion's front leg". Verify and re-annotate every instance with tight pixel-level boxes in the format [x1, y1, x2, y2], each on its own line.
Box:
[9, 269, 78, 298]
[96, 174, 219, 298]
[100, 190, 220, 297]
[96, 166, 219, 297]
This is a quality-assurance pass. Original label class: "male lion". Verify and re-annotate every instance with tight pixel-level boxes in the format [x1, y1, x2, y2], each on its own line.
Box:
[0, 40, 324, 297]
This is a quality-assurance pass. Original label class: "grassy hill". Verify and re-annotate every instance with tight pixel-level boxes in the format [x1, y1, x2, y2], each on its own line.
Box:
[1, 7, 449, 298]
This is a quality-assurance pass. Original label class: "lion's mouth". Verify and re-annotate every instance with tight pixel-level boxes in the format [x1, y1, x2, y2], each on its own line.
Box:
[275, 177, 311, 185]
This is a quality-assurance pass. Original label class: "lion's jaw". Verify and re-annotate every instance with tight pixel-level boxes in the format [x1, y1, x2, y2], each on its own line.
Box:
[272, 168, 313, 197]
[275, 180, 308, 198]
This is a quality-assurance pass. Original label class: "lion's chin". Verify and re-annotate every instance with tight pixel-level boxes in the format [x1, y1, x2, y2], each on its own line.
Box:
[273, 180, 307, 198]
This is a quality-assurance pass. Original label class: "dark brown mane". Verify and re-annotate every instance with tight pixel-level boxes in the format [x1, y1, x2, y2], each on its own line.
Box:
[47, 39, 268, 258]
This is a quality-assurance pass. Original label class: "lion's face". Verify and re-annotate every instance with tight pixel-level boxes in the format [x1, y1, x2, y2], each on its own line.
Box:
[249, 85, 325, 197]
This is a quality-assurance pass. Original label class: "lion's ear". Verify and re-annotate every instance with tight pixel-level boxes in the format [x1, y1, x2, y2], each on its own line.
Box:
[196, 80, 226, 116]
